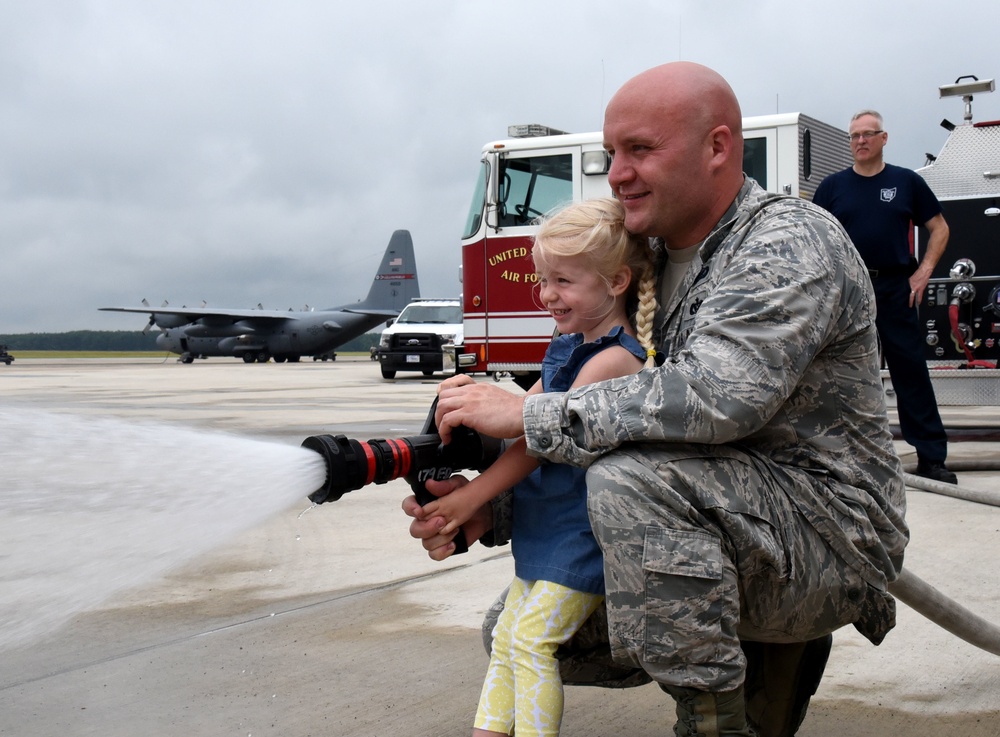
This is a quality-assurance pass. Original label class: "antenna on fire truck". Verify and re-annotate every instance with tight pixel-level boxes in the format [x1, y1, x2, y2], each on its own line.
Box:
[939, 75, 995, 124]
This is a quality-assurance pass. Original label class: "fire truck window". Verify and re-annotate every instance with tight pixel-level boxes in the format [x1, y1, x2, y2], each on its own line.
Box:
[463, 161, 489, 239]
[743, 138, 768, 189]
[497, 154, 573, 227]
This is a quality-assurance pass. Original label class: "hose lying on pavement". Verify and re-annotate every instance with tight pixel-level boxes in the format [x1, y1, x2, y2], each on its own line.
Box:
[902, 470, 1000, 508]
[889, 568, 1000, 656]
[889, 460, 1000, 654]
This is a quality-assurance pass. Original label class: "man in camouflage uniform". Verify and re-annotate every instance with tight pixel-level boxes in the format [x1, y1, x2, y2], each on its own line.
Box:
[408, 62, 908, 737]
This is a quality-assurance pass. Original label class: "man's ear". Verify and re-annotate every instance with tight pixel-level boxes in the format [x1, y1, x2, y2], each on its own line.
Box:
[707, 124, 734, 171]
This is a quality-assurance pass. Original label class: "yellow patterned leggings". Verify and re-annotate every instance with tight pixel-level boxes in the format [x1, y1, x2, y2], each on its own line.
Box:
[474, 577, 604, 737]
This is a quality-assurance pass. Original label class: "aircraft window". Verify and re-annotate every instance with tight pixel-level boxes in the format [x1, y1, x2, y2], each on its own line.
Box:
[497, 154, 573, 227]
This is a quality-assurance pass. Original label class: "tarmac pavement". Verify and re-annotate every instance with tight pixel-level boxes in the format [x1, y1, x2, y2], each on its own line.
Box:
[0, 356, 998, 736]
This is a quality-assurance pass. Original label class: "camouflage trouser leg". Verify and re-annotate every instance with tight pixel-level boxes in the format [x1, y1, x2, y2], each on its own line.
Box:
[586, 443, 878, 692]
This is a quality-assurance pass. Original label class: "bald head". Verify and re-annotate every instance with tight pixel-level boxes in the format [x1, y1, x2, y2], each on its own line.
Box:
[603, 62, 745, 246]
[613, 62, 742, 143]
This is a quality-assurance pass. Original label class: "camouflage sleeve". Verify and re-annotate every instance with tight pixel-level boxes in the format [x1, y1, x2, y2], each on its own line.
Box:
[523, 204, 856, 467]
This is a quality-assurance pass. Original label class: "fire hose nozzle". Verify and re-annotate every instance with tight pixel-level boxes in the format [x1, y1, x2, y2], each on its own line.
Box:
[300, 399, 506, 507]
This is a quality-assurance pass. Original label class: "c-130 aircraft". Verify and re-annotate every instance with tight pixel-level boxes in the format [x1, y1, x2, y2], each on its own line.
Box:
[101, 230, 420, 364]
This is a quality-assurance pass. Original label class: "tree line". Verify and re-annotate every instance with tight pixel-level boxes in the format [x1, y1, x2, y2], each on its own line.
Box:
[0, 331, 380, 352]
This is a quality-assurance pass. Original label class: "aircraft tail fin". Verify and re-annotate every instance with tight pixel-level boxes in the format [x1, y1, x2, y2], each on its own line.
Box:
[355, 230, 420, 313]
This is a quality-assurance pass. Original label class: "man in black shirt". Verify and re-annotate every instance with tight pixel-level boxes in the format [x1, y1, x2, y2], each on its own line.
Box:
[814, 109, 956, 484]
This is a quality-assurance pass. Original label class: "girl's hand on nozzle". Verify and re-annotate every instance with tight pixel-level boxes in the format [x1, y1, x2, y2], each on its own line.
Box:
[402, 475, 470, 561]
[422, 476, 472, 538]
[403, 474, 494, 561]
[421, 478, 476, 537]
[402, 494, 457, 561]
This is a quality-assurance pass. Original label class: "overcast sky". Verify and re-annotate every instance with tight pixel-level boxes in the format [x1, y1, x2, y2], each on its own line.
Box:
[3, 0, 999, 333]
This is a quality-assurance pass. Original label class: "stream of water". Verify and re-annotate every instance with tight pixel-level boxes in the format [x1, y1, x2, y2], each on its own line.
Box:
[0, 406, 327, 652]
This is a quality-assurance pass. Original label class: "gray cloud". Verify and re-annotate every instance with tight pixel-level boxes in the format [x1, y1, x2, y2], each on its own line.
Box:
[2, 0, 998, 332]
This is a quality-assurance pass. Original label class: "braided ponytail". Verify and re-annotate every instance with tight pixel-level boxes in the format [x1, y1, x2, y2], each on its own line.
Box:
[628, 236, 656, 368]
[632, 258, 658, 368]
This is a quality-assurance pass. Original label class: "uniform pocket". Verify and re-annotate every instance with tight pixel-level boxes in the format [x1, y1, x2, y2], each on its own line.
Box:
[641, 526, 729, 664]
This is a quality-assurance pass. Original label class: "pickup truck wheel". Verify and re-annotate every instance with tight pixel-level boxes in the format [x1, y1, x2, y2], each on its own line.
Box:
[381, 366, 396, 379]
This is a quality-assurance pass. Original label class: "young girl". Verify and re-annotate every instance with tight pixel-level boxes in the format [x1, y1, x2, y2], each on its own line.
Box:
[422, 197, 658, 737]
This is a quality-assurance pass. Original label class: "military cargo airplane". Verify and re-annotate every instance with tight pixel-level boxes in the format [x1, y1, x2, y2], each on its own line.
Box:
[101, 230, 420, 363]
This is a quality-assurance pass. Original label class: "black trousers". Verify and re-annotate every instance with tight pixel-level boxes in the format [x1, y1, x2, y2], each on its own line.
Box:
[872, 275, 948, 462]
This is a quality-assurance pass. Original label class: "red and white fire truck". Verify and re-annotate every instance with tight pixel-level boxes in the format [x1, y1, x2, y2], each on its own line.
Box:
[451, 115, 852, 386]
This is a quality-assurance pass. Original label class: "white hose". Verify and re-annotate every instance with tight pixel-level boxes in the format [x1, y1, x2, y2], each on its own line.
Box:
[889, 568, 1000, 656]
[902, 471, 1000, 507]
[888, 459, 1000, 653]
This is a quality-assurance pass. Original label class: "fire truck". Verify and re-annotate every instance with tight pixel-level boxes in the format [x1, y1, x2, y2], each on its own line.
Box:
[453, 115, 852, 386]
[913, 75, 1000, 403]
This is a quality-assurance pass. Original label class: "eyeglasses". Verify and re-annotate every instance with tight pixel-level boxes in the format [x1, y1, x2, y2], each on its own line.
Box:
[849, 130, 884, 142]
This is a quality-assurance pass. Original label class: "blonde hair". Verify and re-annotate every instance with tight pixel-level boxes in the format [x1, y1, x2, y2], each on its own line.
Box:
[532, 198, 658, 368]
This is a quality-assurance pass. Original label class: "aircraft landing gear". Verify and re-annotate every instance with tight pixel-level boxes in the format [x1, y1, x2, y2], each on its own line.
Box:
[180, 353, 195, 364]
[240, 351, 271, 363]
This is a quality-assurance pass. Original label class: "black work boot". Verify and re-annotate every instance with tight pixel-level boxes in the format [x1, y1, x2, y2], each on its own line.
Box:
[663, 684, 757, 737]
[915, 457, 958, 485]
[741, 635, 832, 737]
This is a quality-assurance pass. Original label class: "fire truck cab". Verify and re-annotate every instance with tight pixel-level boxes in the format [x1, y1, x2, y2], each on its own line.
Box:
[456, 116, 852, 381]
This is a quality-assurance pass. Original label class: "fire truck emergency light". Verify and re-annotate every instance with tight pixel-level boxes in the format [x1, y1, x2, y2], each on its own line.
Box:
[507, 124, 568, 138]
[939, 76, 996, 98]
[939, 76, 995, 123]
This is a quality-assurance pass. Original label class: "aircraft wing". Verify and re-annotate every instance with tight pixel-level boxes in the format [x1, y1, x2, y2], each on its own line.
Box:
[340, 308, 403, 318]
[99, 306, 301, 322]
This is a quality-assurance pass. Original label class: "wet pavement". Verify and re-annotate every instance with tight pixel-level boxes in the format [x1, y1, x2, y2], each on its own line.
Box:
[0, 356, 997, 736]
